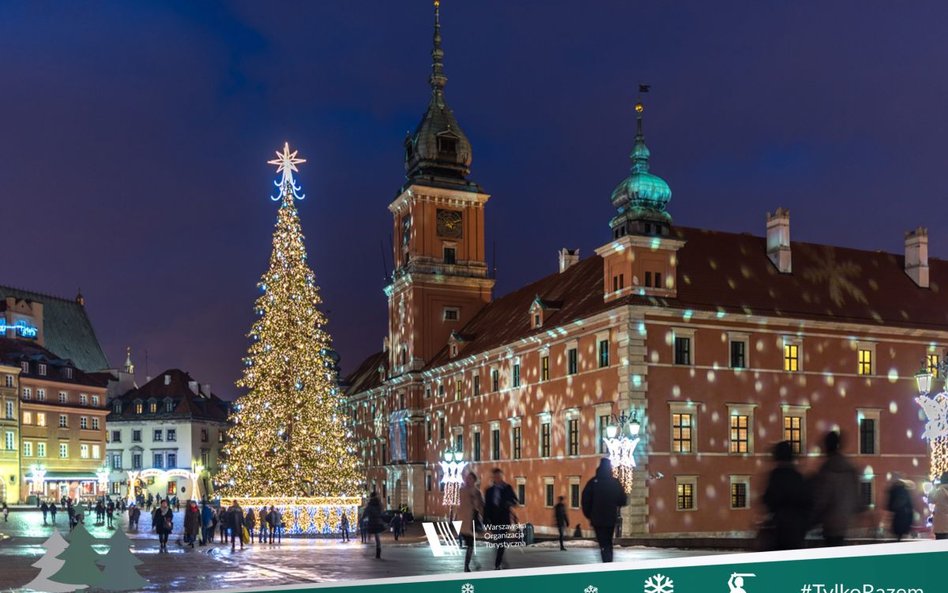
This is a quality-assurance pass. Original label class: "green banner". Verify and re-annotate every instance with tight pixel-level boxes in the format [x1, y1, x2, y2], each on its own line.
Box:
[218, 542, 945, 593]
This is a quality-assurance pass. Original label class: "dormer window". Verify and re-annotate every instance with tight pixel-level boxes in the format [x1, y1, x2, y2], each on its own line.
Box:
[437, 134, 458, 156]
[63, 367, 73, 380]
[38, 364, 46, 376]
[165, 399, 174, 413]
[134, 400, 143, 415]
[529, 296, 558, 329]
[148, 400, 157, 414]
[113, 401, 122, 414]
[20, 362, 29, 373]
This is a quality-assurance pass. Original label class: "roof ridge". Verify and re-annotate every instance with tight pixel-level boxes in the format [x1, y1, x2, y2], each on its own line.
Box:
[0, 284, 81, 304]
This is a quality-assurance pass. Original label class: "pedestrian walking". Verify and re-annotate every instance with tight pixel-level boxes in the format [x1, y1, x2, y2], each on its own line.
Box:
[391, 512, 402, 541]
[183, 500, 200, 548]
[359, 509, 368, 543]
[49, 502, 58, 524]
[244, 507, 256, 544]
[41, 501, 49, 525]
[365, 492, 385, 559]
[931, 472, 948, 540]
[153, 499, 174, 552]
[811, 431, 861, 546]
[67, 501, 76, 530]
[200, 501, 214, 546]
[483, 467, 519, 570]
[581, 458, 628, 563]
[554, 496, 569, 551]
[258, 506, 269, 544]
[458, 472, 484, 572]
[268, 505, 282, 544]
[106, 499, 115, 529]
[340, 512, 350, 542]
[128, 504, 141, 530]
[886, 474, 915, 542]
[761, 441, 811, 550]
[1, 502, 8, 522]
[227, 501, 244, 551]
[219, 507, 229, 543]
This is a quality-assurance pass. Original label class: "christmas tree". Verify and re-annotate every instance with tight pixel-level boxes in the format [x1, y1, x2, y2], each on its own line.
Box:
[24, 530, 80, 593]
[216, 143, 360, 498]
[48, 524, 102, 588]
[96, 528, 146, 592]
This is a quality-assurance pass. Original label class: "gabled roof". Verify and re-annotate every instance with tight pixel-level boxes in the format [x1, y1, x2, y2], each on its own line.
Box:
[0, 285, 109, 371]
[108, 369, 229, 423]
[343, 350, 387, 395]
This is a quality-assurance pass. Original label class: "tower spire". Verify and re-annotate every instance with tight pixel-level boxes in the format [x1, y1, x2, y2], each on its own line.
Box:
[631, 102, 649, 173]
[430, 0, 447, 98]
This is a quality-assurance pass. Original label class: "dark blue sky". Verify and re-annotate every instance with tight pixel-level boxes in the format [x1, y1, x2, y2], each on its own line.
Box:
[2, 1, 946, 397]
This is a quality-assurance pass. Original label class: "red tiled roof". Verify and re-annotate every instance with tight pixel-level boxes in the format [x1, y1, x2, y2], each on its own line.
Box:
[348, 226, 948, 389]
[344, 350, 387, 395]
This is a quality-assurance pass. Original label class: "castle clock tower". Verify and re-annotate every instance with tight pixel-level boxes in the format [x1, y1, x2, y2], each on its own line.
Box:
[386, 0, 493, 376]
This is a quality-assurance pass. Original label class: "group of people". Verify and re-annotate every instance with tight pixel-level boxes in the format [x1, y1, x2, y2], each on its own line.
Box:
[762, 431, 947, 549]
[148, 498, 286, 553]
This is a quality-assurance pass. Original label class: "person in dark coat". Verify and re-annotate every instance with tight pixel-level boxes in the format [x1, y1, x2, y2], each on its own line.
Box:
[391, 512, 402, 541]
[886, 475, 914, 541]
[49, 502, 58, 524]
[153, 499, 174, 552]
[41, 501, 49, 525]
[258, 506, 269, 544]
[483, 467, 519, 570]
[200, 501, 214, 546]
[554, 496, 569, 551]
[762, 440, 811, 550]
[182, 500, 200, 548]
[340, 512, 350, 542]
[810, 431, 861, 546]
[364, 491, 385, 559]
[227, 501, 244, 551]
[244, 508, 257, 545]
[581, 458, 628, 563]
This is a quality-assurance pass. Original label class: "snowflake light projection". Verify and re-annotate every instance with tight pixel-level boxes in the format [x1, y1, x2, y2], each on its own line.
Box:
[644, 573, 674, 593]
[584, 586, 599, 593]
[461, 583, 474, 593]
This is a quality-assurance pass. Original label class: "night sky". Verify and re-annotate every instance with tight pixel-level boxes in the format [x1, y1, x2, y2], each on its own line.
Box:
[2, 1, 946, 398]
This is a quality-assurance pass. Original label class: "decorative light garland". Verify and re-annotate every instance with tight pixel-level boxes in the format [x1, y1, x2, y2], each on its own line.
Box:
[603, 409, 641, 493]
[230, 497, 360, 535]
[440, 450, 465, 509]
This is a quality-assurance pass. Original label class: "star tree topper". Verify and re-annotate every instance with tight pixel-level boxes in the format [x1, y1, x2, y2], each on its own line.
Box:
[268, 142, 307, 201]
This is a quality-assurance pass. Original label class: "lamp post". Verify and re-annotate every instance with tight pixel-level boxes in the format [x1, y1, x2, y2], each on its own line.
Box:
[915, 362, 948, 482]
[603, 409, 641, 493]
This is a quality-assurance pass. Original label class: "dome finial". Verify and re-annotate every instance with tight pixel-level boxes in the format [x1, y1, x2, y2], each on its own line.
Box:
[631, 101, 650, 173]
[430, 0, 447, 95]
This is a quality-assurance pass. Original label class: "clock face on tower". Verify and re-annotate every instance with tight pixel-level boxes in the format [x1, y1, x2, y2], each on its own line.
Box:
[436, 209, 463, 238]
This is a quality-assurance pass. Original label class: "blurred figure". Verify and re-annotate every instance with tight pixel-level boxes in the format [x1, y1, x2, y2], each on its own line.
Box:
[200, 501, 214, 546]
[244, 507, 256, 544]
[227, 501, 244, 551]
[484, 468, 519, 570]
[581, 458, 628, 563]
[931, 471, 948, 540]
[811, 431, 860, 546]
[554, 496, 569, 551]
[364, 492, 384, 559]
[458, 472, 484, 572]
[340, 512, 350, 542]
[41, 501, 49, 525]
[49, 502, 57, 524]
[762, 440, 810, 550]
[885, 473, 914, 542]
[391, 511, 402, 541]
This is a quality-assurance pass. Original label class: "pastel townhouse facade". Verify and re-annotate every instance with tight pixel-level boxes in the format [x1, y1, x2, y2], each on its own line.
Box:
[345, 3, 944, 537]
[0, 363, 21, 504]
[107, 369, 229, 502]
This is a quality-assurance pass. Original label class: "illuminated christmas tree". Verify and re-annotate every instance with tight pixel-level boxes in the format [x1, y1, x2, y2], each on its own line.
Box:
[216, 143, 360, 498]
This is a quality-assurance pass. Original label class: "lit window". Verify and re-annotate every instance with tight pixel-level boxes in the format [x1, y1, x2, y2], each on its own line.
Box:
[784, 343, 800, 371]
[512, 425, 522, 460]
[36, 413, 46, 427]
[676, 478, 696, 510]
[541, 356, 550, 381]
[784, 416, 803, 454]
[455, 378, 461, 401]
[858, 349, 872, 375]
[540, 422, 551, 457]
[730, 477, 750, 509]
[80, 444, 89, 459]
[567, 418, 579, 456]
[729, 415, 750, 454]
[92, 444, 100, 459]
[135, 402, 143, 415]
[22, 411, 32, 425]
[149, 401, 157, 414]
[928, 354, 941, 377]
[672, 413, 693, 453]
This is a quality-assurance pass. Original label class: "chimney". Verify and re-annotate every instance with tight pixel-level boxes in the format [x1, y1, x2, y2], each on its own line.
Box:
[202, 383, 211, 398]
[188, 380, 199, 395]
[905, 227, 929, 288]
[766, 208, 792, 273]
[558, 248, 580, 273]
[163, 374, 171, 386]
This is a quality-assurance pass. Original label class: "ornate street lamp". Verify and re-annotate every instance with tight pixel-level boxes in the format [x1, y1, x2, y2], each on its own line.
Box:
[604, 409, 641, 493]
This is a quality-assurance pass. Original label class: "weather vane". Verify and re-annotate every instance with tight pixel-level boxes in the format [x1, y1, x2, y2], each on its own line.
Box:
[268, 142, 306, 202]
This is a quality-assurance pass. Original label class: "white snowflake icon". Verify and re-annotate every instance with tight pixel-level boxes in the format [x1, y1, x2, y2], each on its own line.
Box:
[644, 573, 674, 593]
[461, 584, 475, 593]
[584, 586, 599, 593]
